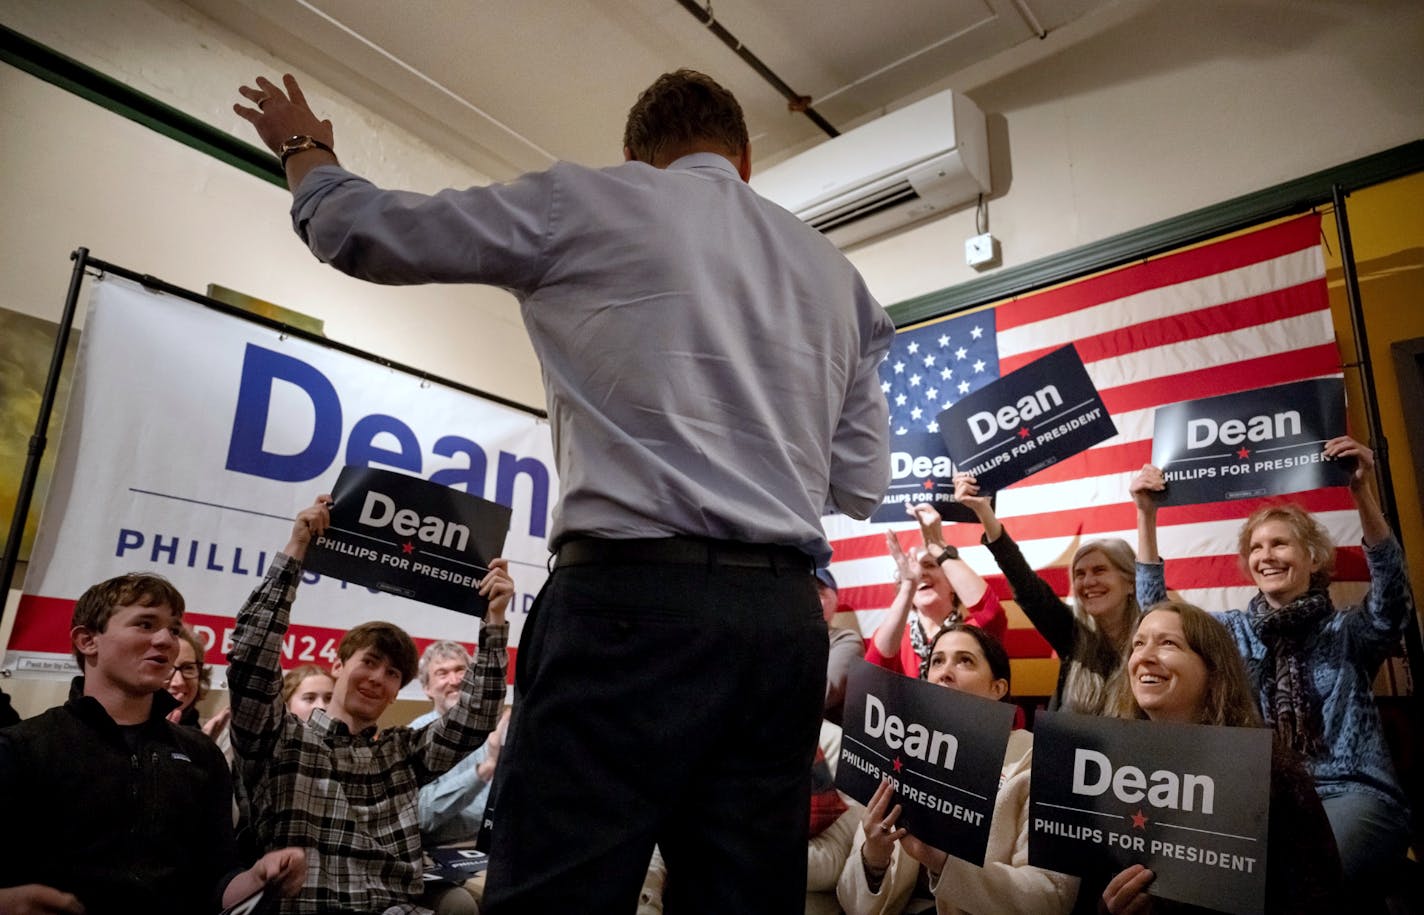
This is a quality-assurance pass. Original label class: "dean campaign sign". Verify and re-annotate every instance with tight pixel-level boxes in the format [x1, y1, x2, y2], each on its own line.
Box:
[1029, 711, 1272, 915]
[1151, 378, 1351, 507]
[9, 278, 556, 690]
[938, 345, 1116, 493]
[305, 466, 512, 615]
[836, 660, 1014, 864]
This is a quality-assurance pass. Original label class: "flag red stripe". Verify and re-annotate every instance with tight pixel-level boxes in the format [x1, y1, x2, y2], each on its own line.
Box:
[994, 215, 1322, 331]
[999, 281, 1330, 374]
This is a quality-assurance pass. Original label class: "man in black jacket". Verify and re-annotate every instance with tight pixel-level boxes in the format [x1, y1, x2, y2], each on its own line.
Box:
[0, 572, 306, 914]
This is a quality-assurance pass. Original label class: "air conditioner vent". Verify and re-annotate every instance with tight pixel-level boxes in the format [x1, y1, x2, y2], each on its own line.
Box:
[751, 89, 990, 249]
[806, 181, 919, 233]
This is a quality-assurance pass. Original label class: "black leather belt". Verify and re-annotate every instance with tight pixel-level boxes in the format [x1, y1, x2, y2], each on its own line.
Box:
[556, 536, 813, 572]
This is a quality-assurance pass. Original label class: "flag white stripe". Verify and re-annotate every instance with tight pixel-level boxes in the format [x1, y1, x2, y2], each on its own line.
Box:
[997, 247, 1325, 357]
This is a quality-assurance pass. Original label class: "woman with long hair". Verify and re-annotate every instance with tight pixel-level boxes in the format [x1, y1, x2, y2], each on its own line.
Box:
[839, 623, 1077, 915]
[952, 473, 1139, 713]
[1099, 601, 1341, 914]
[1133, 436, 1413, 894]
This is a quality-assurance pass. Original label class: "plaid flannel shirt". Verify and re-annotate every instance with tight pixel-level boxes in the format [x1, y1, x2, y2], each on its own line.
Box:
[228, 552, 507, 915]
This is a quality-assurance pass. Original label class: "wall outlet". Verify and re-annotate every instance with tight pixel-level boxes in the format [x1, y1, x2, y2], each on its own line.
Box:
[965, 232, 998, 268]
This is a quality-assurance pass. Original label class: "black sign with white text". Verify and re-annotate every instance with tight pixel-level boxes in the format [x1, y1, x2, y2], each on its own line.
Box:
[304, 466, 511, 615]
[938, 345, 1117, 492]
[836, 660, 1014, 864]
[1151, 379, 1351, 506]
[1029, 712, 1272, 915]
[424, 847, 489, 885]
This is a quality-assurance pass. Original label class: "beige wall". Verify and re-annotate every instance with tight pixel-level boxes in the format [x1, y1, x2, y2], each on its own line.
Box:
[0, 0, 545, 411]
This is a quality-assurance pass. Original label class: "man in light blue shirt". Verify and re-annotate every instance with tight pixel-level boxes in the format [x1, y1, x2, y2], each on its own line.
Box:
[412, 641, 500, 847]
[236, 68, 892, 915]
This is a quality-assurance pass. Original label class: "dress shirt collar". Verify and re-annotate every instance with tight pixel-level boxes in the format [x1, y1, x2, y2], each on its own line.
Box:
[666, 152, 742, 179]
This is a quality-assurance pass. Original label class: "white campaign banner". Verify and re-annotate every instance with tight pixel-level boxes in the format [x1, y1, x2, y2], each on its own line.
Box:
[7, 278, 555, 694]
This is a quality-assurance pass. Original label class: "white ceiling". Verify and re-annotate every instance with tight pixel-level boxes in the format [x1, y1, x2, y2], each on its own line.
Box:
[183, 0, 1128, 180]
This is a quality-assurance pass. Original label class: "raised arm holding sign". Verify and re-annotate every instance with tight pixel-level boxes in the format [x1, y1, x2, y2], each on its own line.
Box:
[228, 496, 510, 913]
[1132, 435, 1413, 904]
[954, 472, 1141, 715]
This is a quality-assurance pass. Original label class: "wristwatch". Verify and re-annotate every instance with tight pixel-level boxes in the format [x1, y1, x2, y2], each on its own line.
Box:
[278, 135, 335, 165]
[933, 542, 960, 564]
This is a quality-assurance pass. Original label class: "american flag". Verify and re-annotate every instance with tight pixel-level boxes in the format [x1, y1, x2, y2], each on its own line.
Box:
[826, 215, 1360, 696]
[869, 309, 1000, 521]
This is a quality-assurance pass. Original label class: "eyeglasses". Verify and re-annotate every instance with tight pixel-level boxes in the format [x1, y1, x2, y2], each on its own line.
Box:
[174, 663, 201, 680]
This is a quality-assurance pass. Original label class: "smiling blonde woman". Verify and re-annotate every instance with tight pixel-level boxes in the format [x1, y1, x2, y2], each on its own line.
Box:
[1133, 435, 1414, 900]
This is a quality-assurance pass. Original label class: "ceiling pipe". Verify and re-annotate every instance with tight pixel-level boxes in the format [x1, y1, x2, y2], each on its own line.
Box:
[672, 0, 839, 138]
[1009, 0, 1048, 39]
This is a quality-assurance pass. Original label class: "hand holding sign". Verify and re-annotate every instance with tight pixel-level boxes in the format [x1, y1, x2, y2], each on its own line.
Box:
[861, 779, 909, 871]
[1102, 863, 1156, 915]
[285, 496, 333, 562]
[479, 557, 514, 625]
[1129, 464, 1164, 509]
[1322, 435, 1370, 488]
[900, 832, 950, 879]
[908, 502, 946, 551]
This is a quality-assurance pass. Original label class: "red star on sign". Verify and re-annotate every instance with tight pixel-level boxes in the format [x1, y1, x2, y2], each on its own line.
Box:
[922, 479, 934, 489]
[402, 542, 415, 554]
[892, 757, 903, 773]
[1018, 426, 1030, 438]
[1131, 809, 1148, 830]
[1237, 447, 1250, 459]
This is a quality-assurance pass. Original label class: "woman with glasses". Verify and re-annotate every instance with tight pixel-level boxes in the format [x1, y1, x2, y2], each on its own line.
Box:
[167, 626, 230, 740]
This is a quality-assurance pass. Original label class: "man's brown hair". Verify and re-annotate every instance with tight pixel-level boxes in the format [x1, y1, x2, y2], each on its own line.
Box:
[624, 69, 748, 166]
[337, 621, 419, 687]
[70, 573, 185, 670]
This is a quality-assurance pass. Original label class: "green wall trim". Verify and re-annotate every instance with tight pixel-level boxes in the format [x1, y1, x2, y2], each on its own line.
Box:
[1, 23, 285, 188]
[887, 140, 1424, 327]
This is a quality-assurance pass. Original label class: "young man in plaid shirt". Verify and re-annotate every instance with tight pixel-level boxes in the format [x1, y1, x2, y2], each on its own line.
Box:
[228, 496, 511, 914]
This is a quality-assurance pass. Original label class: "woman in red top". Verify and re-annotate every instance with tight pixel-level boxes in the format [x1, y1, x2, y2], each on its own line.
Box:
[866, 503, 1007, 678]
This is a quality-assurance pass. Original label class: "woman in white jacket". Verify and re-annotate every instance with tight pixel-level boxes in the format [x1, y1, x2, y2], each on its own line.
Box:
[838, 623, 1078, 915]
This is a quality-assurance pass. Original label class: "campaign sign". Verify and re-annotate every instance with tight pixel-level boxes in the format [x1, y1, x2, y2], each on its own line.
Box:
[305, 466, 512, 615]
[836, 660, 1014, 864]
[1151, 378, 1351, 506]
[425, 847, 489, 885]
[1029, 711, 1272, 915]
[938, 345, 1116, 492]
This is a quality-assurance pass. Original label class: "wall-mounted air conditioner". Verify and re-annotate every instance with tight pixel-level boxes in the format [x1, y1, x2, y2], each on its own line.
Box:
[751, 89, 991, 250]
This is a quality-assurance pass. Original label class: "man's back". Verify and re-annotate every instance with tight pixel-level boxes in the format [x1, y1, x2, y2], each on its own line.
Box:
[294, 152, 892, 558]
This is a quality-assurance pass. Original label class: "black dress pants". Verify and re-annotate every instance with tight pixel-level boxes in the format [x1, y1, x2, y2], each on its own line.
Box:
[483, 541, 827, 914]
